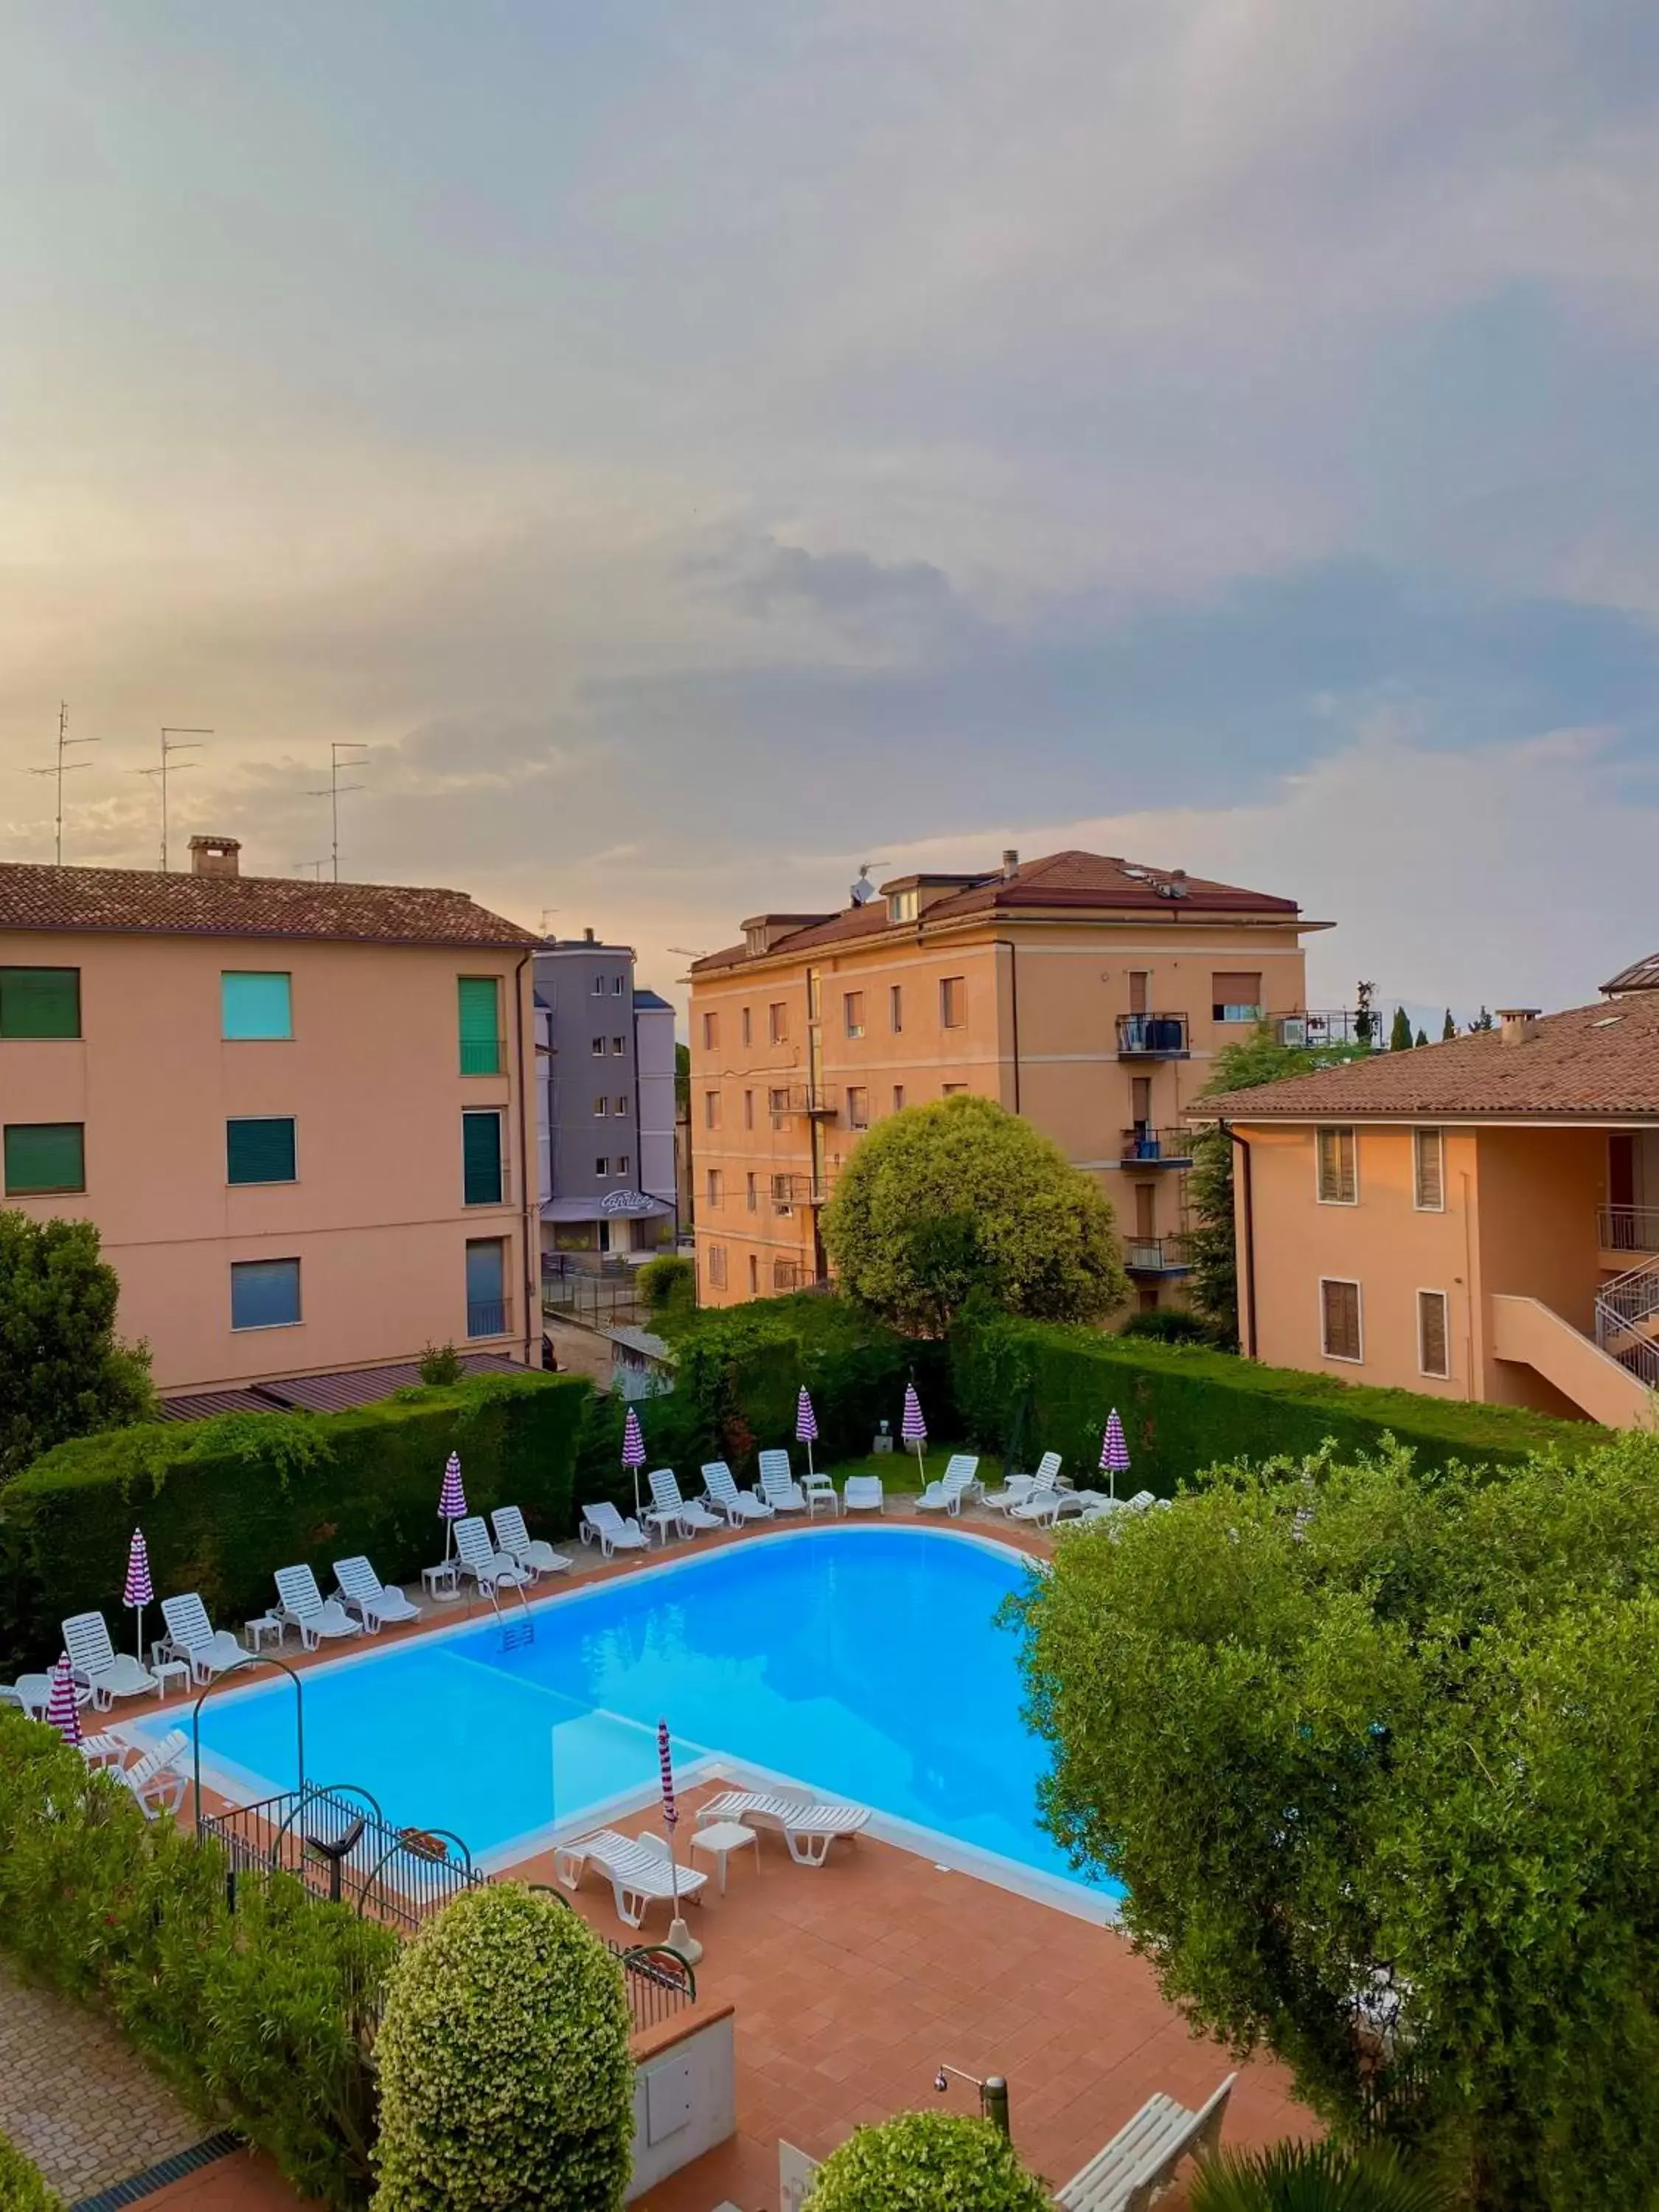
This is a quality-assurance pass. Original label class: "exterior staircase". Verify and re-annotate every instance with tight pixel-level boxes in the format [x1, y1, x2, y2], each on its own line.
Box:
[1489, 1294, 1654, 1427]
[1596, 1256, 1659, 1391]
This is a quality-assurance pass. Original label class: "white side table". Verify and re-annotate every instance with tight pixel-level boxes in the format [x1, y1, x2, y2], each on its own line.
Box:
[802, 1475, 836, 1520]
[690, 1819, 759, 1896]
[422, 1559, 462, 1604]
[245, 1614, 286, 1655]
[151, 1658, 190, 1701]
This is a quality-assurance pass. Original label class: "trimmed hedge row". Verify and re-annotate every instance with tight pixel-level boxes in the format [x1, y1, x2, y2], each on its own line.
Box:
[951, 1314, 1599, 1493]
[0, 1374, 590, 1672]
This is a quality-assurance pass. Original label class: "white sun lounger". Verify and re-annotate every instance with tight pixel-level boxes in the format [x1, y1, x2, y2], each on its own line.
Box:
[108, 1728, 192, 1820]
[62, 1613, 159, 1708]
[702, 1461, 773, 1525]
[490, 1505, 572, 1579]
[2, 1672, 91, 1720]
[647, 1468, 724, 1542]
[159, 1593, 248, 1683]
[757, 1450, 808, 1515]
[453, 1516, 533, 1596]
[841, 1475, 884, 1514]
[333, 1557, 423, 1631]
[1009, 1461, 1069, 1524]
[1056, 2076, 1234, 2212]
[983, 1450, 1061, 1514]
[697, 1787, 871, 1867]
[915, 1454, 982, 1515]
[274, 1566, 364, 1651]
[581, 1500, 650, 1558]
[553, 1827, 709, 1929]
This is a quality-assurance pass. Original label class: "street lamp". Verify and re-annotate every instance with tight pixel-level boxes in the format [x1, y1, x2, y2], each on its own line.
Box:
[934, 2062, 1011, 2139]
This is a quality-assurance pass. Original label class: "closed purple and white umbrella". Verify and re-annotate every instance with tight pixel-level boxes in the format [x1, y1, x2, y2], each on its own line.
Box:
[123, 1527, 153, 1662]
[657, 1716, 678, 1832]
[657, 1717, 701, 1962]
[46, 1653, 81, 1749]
[796, 1387, 818, 1479]
[1100, 1408, 1130, 1501]
[622, 1407, 647, 1517]
[900, 1381, 927, 1481]
[438, 1452, 467, 1561]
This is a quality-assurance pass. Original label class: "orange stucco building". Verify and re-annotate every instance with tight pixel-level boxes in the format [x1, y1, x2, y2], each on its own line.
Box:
[686, 849, 1329, 1309]
[0, 838, 540, 1397]
[1199, 979, 1659, 1427]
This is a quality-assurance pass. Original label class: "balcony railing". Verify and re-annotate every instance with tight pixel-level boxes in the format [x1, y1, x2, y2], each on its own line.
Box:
[767, 1085, 838, 1127]
[459, 1037, 507, 1077]
[1274, 1011, 1374, 1051]
[466, 1298, 512, 1339]
[769, 1171, 838, 1208]
[1123, 1234, 1193, 1274]
[1599, 1205, 1659, 1256]
[1116, 1013, 1190, 1058]
[1116, 1126, 1194, 1167]
[771, 1262, 824, 1293]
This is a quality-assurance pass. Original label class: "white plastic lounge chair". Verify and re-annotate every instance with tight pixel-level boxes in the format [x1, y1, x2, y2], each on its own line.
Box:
[490, 1505, 572, 1579]
[453, 1516, 533, 1596]
[983, 1451, 1062, 1514]
[647, 1468, 724, 1543]
[696, 1787, 871, 1867]
[80, 1732, 130, 1769]
[841, 1475, 884, 1514]
[1124, 1489, 1158, 1512]
[757, 1450, 808, 1515]
[109, 1728, 191, 1820]
[581, 1501, 649, 1559]
[1009, 1460, 1068, 1525]
[2, 1673, 91, 1720]
[1076, 1495, 1128, 1525]
[915, 1454, 982, 1515]
[273, 1566, 364, 1651]
[1056, 2075, 1234, 2212]
[333, 1557, 423, 1632]
[553, 1827, 709, 1928]
[159, 1593, 247, 1683]
[702, 1461, 773, 1525]
[62, 1613, 159, 1708]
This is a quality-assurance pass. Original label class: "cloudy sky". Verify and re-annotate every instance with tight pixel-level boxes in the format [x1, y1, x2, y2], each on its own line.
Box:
[4, 1, 1658, 1026]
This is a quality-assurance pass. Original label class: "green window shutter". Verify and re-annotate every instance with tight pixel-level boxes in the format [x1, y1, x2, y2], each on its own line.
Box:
[458, 977, 501, 1074]
[462, 1110, 504, 1205]
[221, 973, 293, 1040]
[226, 1118, 297, 1185]
[4, 1122, 86, 1194]
[0, 968, 80, 1039]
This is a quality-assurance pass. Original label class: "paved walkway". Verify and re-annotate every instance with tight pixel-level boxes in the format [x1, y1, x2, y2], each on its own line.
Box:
[0, 1961, 207, 2203]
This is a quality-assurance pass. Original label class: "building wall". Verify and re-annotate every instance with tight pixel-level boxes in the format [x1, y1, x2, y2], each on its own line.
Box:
[633, 997, 679, 1227]
[534, 943, 640, 1221]
[0, 928, 534, 1392]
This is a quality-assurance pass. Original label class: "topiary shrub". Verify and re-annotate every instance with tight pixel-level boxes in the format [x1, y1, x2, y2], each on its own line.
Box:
[0, 2127, 62, 2211]
[372, 1882, 633, 2211]
[805, 2111, 1051, 2211]
[418, 1341, 466, 1386]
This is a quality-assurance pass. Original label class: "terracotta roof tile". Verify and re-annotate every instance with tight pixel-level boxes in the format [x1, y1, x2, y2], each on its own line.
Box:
[1198, 997, 1659, 1122]
[0, 862, 538, 949]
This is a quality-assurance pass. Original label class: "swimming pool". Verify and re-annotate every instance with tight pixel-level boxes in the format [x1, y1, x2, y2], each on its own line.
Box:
[177, 1527, 1116, 1910]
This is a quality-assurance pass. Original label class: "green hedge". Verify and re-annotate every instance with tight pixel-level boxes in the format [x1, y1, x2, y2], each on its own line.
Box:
[0, 1708, 397, 2208]
[0, 2128, 61, 2212]
[0, 1374, 590, 1672]
[951, 1315, 1599, 1494]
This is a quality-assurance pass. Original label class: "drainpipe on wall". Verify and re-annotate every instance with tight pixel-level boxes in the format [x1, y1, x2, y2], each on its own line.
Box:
[514, 949, 536, 1370]
[991, 939, 1022, 1115]
[1230, 1127, 1257, 1358]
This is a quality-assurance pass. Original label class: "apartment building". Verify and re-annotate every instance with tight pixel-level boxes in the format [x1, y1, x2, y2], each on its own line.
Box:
[686, 848, 1324, 1308]
[1198, 979, 1659, 1427]
[533, 931, 678, 1261]
[0, 837, 540, 1395]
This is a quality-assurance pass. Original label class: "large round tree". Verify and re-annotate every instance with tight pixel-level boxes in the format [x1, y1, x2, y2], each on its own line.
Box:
[820, 1094, 1126, 1332]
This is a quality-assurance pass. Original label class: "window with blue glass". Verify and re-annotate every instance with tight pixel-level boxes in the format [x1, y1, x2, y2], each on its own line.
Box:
[221, 972, 293, 1040]
[230, 1256, 301, 1330]
[465, 1237, 507, 1338]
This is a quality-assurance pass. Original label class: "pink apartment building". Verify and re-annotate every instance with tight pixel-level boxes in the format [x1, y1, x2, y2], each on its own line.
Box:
[0, 837, 541, 1399]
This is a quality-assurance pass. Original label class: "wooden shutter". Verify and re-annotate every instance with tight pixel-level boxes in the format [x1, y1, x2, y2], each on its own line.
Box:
[226, 1118, 296, 1185]
[1413, 1129, 1444, 1209]
[457, 978, 501, 1074]
[1321, 1280, 1361, 1360]
[462, 1111, 504, 1205]
[1419, 1290, 1450, 1377]
[1127, 971, 1149, 1014]
[0, 968, 80, 1039]
[3, 1122, 84, 1194]
[1318, 1127, 1357, 1203]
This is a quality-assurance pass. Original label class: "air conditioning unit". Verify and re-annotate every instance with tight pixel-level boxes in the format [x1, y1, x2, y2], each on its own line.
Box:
[1279, 1018, 1307, 1048]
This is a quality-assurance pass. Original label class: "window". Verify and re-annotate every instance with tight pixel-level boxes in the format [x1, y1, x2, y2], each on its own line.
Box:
[222, 972, 292, 1041]
[1413, 1128, 1444, 1211]
[772, 1259, 799, 1291]
[1211, 972, 1263, 1023]
[746, 1172, 758, 1212]
[742, 1090, 754, 1131]
[846, 1085, 869, 1128]
[1321, 1279, 1363, 1363]
[702, 1011, 720, 1049]
[465, 1237, 507, 1337]
[611, 1036, 625, 1055]
[231, 1256, 301, 1331]
[594, 1096, 608, 1116]
[844, 991, 864, 1038]
[740, 1006, 752, 1047]
[888, 889, 917, 923]
[942, 1082, 967, 1096]
[768, 1002, 788, 1044]
[706, 1168, 723, 1208]
[615, 1153, 630, 1175]
[1419, 1290, 1450, 1378]
[456, 976, 503, 1074]
[591, 1036, 605, 1057]
[939, 976, 965, 1029]
[595, 1155, 611, 1177]
[226, 1117, 296, 1186]
[768, 1086, 790, 1117]
[591, 974, 604, 995]
[612, 975, 624, 995]
[747, 1254, 759, 1294]
[807, 970, 822, 1023]
[4, 1122, 85, 1195]
[888, 984, 903, 1033]
[703, 1090, 721, 1130]
[1316, 1127, 1358, 1205]
[706, 1245, 727, 1290]
[0, 967, 80, 1039]
[614, 1095, 628, 1116]
[892, 1085, 905, 1112]
[462, 1110, 504, 1206]
[1127, 971, 1149, 1015]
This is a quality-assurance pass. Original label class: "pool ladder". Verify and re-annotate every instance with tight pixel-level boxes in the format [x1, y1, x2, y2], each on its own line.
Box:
[484, 1574, 535, 1650]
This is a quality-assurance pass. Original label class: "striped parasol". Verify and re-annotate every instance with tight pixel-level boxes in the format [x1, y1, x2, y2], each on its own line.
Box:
[795, 1387, 818, 1479]
[657, 1715, 678, 1831]
[657, 1717, 700, 1962]
[622, 1406, 647, 1517]
[46, 1653, 81, 1748]
[1100, 1408, 1130, 1501]
[439, 1452, 467, 1561]
[900, 1380, 927, 1481]
[124, 1527, 153, 1662]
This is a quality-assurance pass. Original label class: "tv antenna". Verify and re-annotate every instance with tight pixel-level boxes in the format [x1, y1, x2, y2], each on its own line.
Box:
[667, 946, 707, 961]
[307, 742, 368, 883]
[291, 860, 328, 880]
[539, 907, 560, 937]
[26, 702, 98, 865]
[133, 727, 212, 871]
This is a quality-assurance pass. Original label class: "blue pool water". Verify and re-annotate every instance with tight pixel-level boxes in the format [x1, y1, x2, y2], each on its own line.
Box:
[183, 1528, 1113, 1900]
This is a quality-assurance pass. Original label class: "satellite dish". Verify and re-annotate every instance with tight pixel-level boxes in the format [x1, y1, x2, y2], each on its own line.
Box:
[849, 865, 876, 905]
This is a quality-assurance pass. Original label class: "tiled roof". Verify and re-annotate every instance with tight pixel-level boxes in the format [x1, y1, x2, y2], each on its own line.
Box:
[159, 1352, 526, 1420]
[1198, 997, 1659, 1122]
[0, 862, 538, 948]
[690, 849, 1299, 973]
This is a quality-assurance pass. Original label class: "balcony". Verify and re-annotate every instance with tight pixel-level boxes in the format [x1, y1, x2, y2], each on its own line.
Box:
[1273, 1011, 1373, 1051]
[771, 1262, 824, 1293]
[1116, 1126, 1194, 1169]
[459, 1037, 507, 1077]
[1116, 1013, 1189, 1058]
[466, 1298, 513, 1339]
[766, 1085, 839, 1127]
[1599, 1206, 1659, 1259]
[768, 1170, 838, 1209]
[1123, 1234, 1192, 1275]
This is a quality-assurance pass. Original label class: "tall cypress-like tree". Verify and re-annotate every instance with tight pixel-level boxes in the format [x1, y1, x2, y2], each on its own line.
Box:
[0, 1214, 152, 1478]
[1388, 1005, 1414, 1052]
[1415, 1027, 1430, 1048]
[1442, 1008, 1457, 1040]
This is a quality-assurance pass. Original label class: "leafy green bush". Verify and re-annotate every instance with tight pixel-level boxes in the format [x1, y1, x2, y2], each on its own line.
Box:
[417, 1342, 465, 1386]
[952, 1313, 1593, 1496]
[805, 2111, 1051, 2210]
[0, 2127, 62, 2211]
[373, 1883, 633, 2211]
[0, 1374, 590, 1672]
[0, 1211, 153, 1482]
[0, 1707, 396, 2208]
[1119, 1308, 1215, 1345]
[1189, 2141, 1452, 2212]
[636, 1255, 695, 1313]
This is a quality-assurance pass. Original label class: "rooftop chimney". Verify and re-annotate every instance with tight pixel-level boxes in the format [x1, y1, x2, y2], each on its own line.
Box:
[584, 926, 595, 942]
[1001, 849, 1020, 880]
[1496, 1006, 1542, 1046]
[189, 835, 241, 880]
